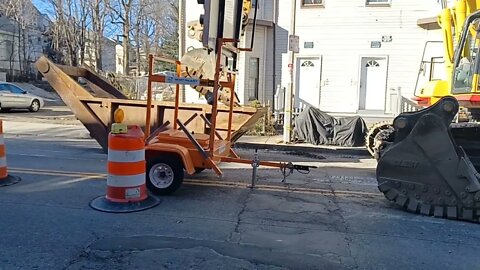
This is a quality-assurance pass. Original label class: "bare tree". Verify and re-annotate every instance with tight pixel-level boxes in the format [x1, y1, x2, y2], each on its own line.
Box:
[0, 0, 37, 78]
[34, 0, 178, 76]
[89, 0, 108, 71]
[108, 0, 133, 75]
[48, 0, 90, 66]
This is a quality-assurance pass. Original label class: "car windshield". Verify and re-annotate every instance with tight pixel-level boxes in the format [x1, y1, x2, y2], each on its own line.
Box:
[5, 84, 24, 94]
[0, 84, 9, 92]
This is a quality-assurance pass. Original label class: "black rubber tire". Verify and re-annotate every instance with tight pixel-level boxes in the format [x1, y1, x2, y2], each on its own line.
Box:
[146, 155, 184, 195]
[29, 99, 40, 112]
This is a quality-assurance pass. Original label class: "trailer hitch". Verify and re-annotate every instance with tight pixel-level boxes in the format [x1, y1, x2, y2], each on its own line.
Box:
[281, 163, 315, 183]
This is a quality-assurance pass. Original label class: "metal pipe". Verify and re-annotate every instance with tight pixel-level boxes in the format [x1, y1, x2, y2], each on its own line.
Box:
[227, 73, 235, 141]
[283, 0, 297, 143]
[251, 149, 259, 188]
[272, 0, 277, 109]
[174, 60, 181, 130]
[209, 39, 224, 156]
[145, 54, 154, 139]
[178, 0, 186, 102]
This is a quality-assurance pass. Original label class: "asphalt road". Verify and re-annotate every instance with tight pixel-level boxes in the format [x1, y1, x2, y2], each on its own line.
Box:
[0, 112, 480, 269]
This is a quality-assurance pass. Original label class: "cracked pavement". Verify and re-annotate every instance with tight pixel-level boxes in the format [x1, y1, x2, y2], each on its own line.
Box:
[1, 117, 480, 269]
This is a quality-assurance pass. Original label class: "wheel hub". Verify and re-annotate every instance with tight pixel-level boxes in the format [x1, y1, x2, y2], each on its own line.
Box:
[149, 163, 174, 189]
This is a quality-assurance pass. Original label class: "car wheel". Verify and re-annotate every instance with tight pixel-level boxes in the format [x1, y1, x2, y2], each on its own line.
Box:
[29, 99, 40, 112]
[146, 155, 184, 195]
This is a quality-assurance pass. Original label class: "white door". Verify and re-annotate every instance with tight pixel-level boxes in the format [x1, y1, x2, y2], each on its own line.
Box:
[359, 57, 387, 111]
[296, 58, 321, 108]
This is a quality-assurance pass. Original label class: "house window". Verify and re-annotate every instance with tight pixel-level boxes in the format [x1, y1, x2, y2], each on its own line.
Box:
[301, 60, 315, 67]
[248, 57, 259, 101]
[366, 60, 380, 67]
[302, 0, 324, 6]
[366, 0, 391, 6]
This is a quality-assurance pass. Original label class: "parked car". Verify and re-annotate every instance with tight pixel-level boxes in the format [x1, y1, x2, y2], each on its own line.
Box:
[0, 83, 44, 112]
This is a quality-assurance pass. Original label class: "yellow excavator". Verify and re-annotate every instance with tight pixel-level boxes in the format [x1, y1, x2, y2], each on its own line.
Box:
[415, 0, 480, 109]
[367, 0, 480, 166]
[375, 1, 480, 222]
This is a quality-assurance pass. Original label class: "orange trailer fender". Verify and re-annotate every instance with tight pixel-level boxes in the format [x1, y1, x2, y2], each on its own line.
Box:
[145, 143, 196, 175]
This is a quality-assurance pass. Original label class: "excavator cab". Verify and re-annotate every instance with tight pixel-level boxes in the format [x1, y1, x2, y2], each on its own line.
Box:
[451, 13, 480, 108]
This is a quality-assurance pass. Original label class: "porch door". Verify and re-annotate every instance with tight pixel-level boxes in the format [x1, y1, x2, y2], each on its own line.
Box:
[359, 57, 387, 111]
[295, 57, 321, 108]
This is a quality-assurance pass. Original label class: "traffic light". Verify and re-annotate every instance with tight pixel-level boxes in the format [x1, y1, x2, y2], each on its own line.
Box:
[197, 0, 244, 51]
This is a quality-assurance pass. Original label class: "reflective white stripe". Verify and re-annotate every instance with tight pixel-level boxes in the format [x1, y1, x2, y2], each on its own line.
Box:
[107, 173, 145, 187]
[0, 157, 7, 167]
[0, 135, 4, 145]
[108, 149, 144, 163]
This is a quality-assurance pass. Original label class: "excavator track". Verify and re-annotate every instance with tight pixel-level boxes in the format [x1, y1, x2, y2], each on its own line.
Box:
[367, 120, 480, 171]
[365, 121, 394, 159]
[376, 96, 480, 222]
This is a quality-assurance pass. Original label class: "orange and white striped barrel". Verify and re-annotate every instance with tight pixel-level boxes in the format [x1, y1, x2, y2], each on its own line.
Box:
[0, 120, 8, 179]
[106, 125, 147, 202]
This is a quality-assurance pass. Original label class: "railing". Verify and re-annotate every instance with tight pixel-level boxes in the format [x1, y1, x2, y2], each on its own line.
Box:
[390, 87, 423, 115]
[274, 108, 303, 126]
[272, 85, 423, 127]
[400, 96, 422, 113]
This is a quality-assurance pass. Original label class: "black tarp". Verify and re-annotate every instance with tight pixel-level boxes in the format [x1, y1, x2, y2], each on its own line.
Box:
[294, 107, 367, 147]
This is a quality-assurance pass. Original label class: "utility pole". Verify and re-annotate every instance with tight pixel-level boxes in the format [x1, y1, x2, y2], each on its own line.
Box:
[283, 0, 297, 143]
[178, 0, 186, 102]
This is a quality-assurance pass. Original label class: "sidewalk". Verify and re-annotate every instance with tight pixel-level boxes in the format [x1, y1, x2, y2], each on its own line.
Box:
[234, 135, 370, 156]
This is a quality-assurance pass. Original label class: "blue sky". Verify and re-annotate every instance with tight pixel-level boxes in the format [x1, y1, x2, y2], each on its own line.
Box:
[32, 0, 54, 18]
[30, 0, 121, 38]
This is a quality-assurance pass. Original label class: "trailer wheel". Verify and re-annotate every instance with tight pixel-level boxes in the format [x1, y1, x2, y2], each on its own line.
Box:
[146, 155, 184, 195]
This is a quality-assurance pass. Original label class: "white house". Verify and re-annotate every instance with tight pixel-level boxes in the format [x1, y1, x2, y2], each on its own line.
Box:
[184, 0, 444, 115]
[0, 5, 50, 79]
[82, 32, 118, 74]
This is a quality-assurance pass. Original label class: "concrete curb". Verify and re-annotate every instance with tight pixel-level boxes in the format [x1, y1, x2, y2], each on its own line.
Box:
[233, 142, 371, 157]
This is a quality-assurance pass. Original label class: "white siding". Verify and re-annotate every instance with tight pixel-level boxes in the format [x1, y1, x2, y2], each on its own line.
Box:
[278, 0, 443, 113]
[184, 2, 275, 105]
[184, 3, 208, 104]
[237, 25, 270, 104]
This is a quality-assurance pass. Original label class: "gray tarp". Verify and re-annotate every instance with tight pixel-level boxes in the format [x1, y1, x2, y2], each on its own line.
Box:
[294, 107, 368, 147]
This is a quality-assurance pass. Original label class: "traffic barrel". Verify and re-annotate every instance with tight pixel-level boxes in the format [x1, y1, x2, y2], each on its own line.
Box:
[0, 120, 20, 187]
[90, 120, 159, 212]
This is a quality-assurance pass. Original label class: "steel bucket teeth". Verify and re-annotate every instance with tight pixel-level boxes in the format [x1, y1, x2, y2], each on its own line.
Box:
[376, 96, 480, 223]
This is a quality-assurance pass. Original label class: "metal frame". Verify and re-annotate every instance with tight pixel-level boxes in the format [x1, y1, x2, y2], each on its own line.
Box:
[144, 38, 308, 179]
[142, 1, 313, 182]
[35, 56, 262, 153]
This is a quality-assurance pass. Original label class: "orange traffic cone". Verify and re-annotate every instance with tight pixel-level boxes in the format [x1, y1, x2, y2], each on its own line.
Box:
[0, 120, 20, 187]
[90, 124, 160, 212]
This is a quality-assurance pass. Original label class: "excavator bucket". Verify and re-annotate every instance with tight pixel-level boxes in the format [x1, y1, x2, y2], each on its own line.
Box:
[377, 96, 480, 222]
